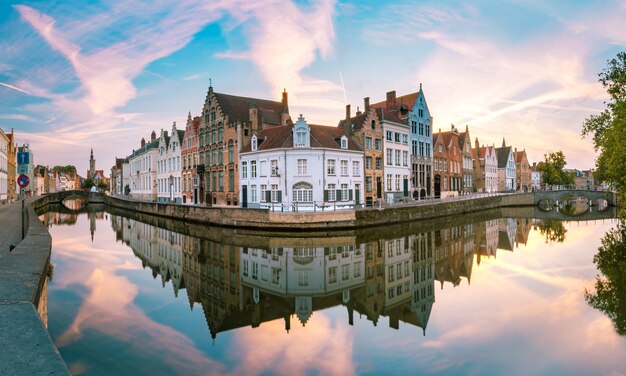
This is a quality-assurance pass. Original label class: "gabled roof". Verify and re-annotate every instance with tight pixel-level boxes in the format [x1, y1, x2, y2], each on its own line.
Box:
[213, 92, 286, 124]
[241, 123, 362, 153]
[496, 146, 512, 168]
[371, 92, 419, 112]
[514, 149, 527, 164]
[337, 111, 369, 131]
[375, 107, 409, 125]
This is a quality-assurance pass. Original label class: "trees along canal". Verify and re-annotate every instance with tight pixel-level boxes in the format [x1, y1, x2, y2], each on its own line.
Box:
[582, 51, 626, 335]
[537, 151, 575, 186]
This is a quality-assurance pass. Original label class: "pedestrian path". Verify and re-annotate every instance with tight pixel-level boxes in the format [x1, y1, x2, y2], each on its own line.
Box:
[0, 200, 27, 260]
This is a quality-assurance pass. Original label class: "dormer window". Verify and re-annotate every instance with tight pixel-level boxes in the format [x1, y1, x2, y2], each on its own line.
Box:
[251, 135, 258, 151]
[340, 136, 348, 149]
[293, 114, 310, 148]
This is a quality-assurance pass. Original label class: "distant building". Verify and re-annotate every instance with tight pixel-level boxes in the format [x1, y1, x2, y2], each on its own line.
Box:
[472, 139, 498, 193]
[6, 129, 16, 202]
[156, 122, 185, 203]
[127, 131, 158, 201]
[34, 165, 50, 195]
[0, 129, 8, 204]
[572, 169, 594, 189]
[458, 125, 474, 194]
[433, 126, 462, 198]
[514, 148, 531, 192]
[110, 158, 126, 195]
[531, 162, 542, 191]
[496, 139, 516, 191]
[181, 112, 200, 204]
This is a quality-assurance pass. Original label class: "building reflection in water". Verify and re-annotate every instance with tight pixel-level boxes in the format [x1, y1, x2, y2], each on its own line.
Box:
[109, 213, 527, 341]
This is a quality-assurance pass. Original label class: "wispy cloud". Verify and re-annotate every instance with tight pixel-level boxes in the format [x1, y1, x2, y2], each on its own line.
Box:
[0, 81, 32, 95]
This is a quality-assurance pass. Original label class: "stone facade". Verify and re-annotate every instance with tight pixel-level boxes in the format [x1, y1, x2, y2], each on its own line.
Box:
[433, 126, 462, 197]
[514, 148, 531, 192]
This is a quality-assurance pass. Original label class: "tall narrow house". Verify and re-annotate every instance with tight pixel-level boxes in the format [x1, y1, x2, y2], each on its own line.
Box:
[196, 84, 291, 206]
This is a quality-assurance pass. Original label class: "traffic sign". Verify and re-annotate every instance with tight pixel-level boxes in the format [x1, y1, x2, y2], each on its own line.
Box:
[17, 152, 29, 165]
[17, 165, 28, 174]
[17, 174, 30, 188]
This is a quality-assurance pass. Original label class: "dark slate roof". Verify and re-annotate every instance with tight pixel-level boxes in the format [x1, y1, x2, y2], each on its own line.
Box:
[375, 107, 408, 125]
[241, 123, 362, 153]
[337, 111, 368, 131]
[177, 129, 185, 142]
[214, 92, 285, 124]
[496, 146, 512, 168]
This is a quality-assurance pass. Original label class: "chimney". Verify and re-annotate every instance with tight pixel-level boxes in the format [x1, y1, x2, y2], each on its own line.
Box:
[386, 91, 396, 110]
[151, 130, 156, 141]
[141, 138, 146, 148]
[164, 130, 168, 139]
[282, 88, 289, 114]
[345, 104, 351, 120]
[364, 97, 370, 112]
[356, 106, 361, 116]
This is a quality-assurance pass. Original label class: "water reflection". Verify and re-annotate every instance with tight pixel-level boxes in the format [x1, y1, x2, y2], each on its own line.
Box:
[106, 214, 543, 339]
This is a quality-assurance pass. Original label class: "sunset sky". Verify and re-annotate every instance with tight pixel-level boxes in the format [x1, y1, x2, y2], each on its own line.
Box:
[1, 0, 625, 175]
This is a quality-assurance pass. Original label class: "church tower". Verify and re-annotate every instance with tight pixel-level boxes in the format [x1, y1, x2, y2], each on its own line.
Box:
[89, 148, 95, 178]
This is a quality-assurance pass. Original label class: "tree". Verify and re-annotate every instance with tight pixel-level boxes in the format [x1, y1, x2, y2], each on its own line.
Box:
[585, 221, 626, 335]
[97, 180, 109, 191]
[582, 52, 626, 196]
[51, 165, 77, 174]
[538, 151, 574, 186]
[81, 178, 95, 189]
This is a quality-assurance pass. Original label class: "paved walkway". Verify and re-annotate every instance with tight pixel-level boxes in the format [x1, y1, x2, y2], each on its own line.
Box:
[0, 200, 27, 260]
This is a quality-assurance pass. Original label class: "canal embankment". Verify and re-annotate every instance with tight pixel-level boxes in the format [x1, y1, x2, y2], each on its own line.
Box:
[0, 199, 70, 375]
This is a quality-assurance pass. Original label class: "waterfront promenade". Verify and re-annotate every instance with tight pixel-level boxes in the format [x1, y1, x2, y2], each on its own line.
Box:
[0, 199, 69, 375]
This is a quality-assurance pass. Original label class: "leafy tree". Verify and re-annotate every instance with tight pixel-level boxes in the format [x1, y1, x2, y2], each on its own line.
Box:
[537, 220, 567, 243]
[97, 180, 109, 191]
[51, 165, 77, 174]
[585, 221, 626, 335]
[582, 52, 626, 196]
[538, 151, 575, 186]
[81, 178, 95, 189]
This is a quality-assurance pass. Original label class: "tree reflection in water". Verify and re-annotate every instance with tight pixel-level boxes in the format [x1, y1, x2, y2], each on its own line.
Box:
[585, 220, 626, 335]
[537, 220, 567, 244]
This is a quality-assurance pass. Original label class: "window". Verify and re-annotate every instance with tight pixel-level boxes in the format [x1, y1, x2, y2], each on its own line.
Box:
[327, 159, 336, 175]
[229, 171, 234, 192]
[341, 183, 349, 201]
[251, 136, 257, 151]
[387, 149, 392, 165]
[402, 134, 408, 144]
[341, 137, 348, 149]
[271, 184, 279, 202]
[272, 268, 280, 284]
[340, 160, 348, 175]
[218, 147, 223, 164]
[371, 120, 376, 129]
[395, 132, 401, 143]
[219, 171, 224, 191]
[297, 159, 307, 175]
[342, 264, 350, 281]
[396, 174, 401, 191]
[365, 177, 373, 192]
[376, 157, 382, 170]
[271, 160, 278, 176]
[395, 150, 401, 166]
[388, 265, 394, 282]
[252, 262, 258, 280]
[242, 161, 247, 179]
[402, 151, 408, 166]
[375, 138, 382, 150]
[328, 183, 336, 201]
[365, 137, 372, 150]
[299, 271, 309, 287]
[260, 184, 267, 202]
[365, 157, 372, 170]
[352, 161, 360, 176]
[329, 267, 337, 284]
[387, 175, 392, 191]
[218, 126, 223, 142]
[386, 131, 393, 141]
[228, 143, 234, 163]
[251, 161, 257, 178]
[251, 185, 257, 202]
[296, 130, 307, 147]
[292, 182, 313, 202]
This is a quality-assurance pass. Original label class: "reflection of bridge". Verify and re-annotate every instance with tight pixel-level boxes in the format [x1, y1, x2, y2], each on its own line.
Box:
[501, 205, 618, 222]
[533, 189, 616, 206]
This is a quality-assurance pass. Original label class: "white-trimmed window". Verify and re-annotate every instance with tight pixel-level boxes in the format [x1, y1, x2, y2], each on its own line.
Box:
[340, 160, 348, 175]
[271, 160, 278, 176]
[387, 149, 392, 165]
[341, 183, 349, 201]
[292, 182, 313, 202]
[395, 150, 401, 166]
[260, 184, 267, 202]
[328, 183, 336, 201]
[352, 161, 360, 176]
[251, 135, 258, 151]
[297, 159, 307, 175]
[242, 161, 248, 179]
[251, 185, 257, 202]
[251, 160, 257, 178]
[327, 159, 335, 175]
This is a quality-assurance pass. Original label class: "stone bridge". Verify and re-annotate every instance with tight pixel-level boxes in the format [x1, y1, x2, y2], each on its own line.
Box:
[33, 190, 106, 212]
[533, 189, 616, 206]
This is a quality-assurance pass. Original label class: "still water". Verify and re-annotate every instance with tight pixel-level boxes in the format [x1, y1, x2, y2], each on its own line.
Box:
[39, 207, 626, 375]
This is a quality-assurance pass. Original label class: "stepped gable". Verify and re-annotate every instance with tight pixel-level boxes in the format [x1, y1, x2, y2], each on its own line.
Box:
[213, 92, 285, 125]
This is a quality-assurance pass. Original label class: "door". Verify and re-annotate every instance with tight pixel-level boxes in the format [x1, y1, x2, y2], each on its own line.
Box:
[434, 175, 441, 199]
[242, 185, 248, 208]
[376, 177, 382, 199]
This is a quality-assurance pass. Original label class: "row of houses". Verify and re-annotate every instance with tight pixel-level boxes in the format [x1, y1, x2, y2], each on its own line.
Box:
[110, 84, 545, 208]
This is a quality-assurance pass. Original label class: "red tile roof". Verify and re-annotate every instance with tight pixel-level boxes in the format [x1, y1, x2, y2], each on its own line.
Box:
[214, 92, 286, 125]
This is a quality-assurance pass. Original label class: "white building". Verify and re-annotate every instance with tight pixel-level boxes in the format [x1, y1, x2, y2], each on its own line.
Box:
[0, 129, 8, 203]
[531, 164, 542, 191]
[127, 131, 158, 201]
[496, 140, 516, 192]
[379, 111, 411, 203]
[239, 115, 364, 210]
[473, 141, 498, 193]
[156, 122, 184, 203]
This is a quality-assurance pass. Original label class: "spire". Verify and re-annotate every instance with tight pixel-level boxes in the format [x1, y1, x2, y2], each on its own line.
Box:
[502, 138, 506, 148]
[419, 82, 423, 91]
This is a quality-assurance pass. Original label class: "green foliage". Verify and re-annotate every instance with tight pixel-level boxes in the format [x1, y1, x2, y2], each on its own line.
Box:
[585, 221, 626, 335]
[537, 220, 567, 243]
[81, 178, 95, 189]
[582, 52, 626, 195]
[97, 180, 109, 191]
[51, 165, 77, 174]
[538, 151, 574, 186]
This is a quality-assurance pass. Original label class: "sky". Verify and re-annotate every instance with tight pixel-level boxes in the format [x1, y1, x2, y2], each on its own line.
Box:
[1, 0, 625, 176]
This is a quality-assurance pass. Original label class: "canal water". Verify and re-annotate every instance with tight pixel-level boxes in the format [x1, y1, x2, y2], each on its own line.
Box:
[38, 206, 626, 375]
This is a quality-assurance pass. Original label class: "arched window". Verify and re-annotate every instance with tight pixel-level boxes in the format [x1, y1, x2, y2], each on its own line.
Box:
[292, 182, 313, 202]
[371, 120, 376, 130]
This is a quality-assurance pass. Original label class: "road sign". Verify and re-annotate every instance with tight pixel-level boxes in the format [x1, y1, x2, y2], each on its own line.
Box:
[17, 174, 30, 188]
[17, 165, 28, 174]
[17, 152, 29, 165]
